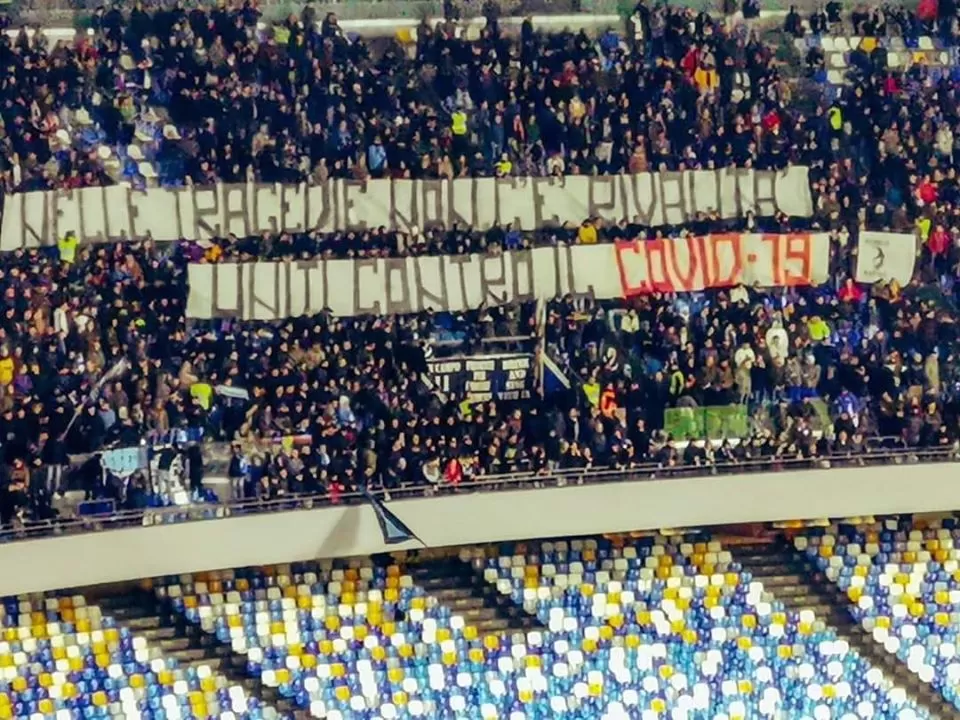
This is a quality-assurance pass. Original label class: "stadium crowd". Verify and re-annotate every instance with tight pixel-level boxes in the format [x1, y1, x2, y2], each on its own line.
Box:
[3, 1, 960, 528]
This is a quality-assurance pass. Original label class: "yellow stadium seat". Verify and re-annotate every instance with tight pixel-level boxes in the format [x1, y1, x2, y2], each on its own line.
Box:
[582, 638, 598, 653]
[301, 655, 318, 670]
[334, 686, 350, 702]
[330, 664, 346, 679]
[469, 648, 485, 663]
[463, 626, 478, 641]
[392, 691, 408, 706]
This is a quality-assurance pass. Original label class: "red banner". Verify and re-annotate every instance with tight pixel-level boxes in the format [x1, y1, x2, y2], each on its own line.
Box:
[614, 233, 831, 296]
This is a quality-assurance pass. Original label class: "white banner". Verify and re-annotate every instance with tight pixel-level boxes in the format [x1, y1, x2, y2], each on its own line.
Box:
[0, 168, 814, 250]
[186, 234, 832, 320]
[854, 232, 917, 286]
[186, 245, 624, 320]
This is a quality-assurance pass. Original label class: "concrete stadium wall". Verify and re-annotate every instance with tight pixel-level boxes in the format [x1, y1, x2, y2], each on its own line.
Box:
[2, 461, 958, 596]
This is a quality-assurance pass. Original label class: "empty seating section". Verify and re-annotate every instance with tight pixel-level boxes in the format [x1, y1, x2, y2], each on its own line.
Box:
[154, 537, 927, 720]
[798, 518, 960, 712]
[155, 563, 485, 719]
[0, 593, 261, 720]
[472, 536, 926, 720]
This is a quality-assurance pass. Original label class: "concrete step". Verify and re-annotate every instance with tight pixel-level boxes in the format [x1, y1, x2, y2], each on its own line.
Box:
[141, 626, 179, 641]
[442, 596, 487, 611]
[750, 573, 806, 586]
[427, 587, 476, 602]
[459, 606, 500, 622]
[473, 617, 512, 633]
[169, 648, 210, 663]
[121, 615, 162, 630]
[158, 637, 192, 652]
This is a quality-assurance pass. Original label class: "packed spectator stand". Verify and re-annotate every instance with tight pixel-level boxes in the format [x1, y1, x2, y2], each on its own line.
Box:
[1, 0, 960, 535]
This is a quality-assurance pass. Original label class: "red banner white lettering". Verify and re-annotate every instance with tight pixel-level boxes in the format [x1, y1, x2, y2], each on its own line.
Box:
[615, 233, 831, 295]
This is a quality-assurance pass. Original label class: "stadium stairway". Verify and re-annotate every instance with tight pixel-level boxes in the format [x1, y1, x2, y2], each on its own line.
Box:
[730, 540, 957, 720]
[96, 588, 297, 719]
[404, 552, 545, 639]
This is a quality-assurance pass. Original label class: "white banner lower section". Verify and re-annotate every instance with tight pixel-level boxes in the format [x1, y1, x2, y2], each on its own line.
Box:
[186, 233, 834, 320]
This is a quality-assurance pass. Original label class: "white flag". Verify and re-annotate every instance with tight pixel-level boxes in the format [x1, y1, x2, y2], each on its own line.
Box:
[855, 232, 917, 286]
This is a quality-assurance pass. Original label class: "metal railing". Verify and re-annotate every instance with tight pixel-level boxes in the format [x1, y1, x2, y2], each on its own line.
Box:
[3, 441, 955, 543]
